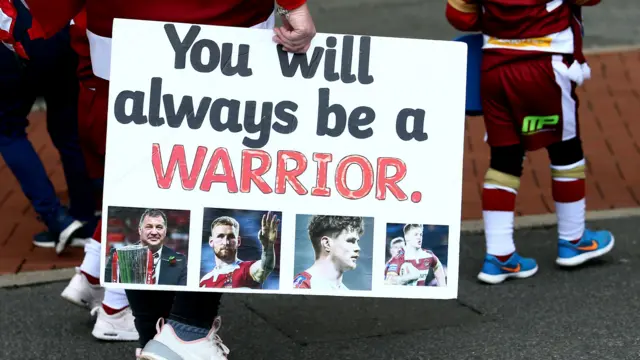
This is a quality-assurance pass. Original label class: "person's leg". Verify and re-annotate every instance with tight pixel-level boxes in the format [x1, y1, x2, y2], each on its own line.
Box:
[0, 43, 87, 246]
[476, 61, 538, 285]
[91, 287, 139, 342]
[543, 56, 613, 266]
[40, 32, 97, 227]
[29, 28, 99, 249]
[547, 138, 586, 244]
[126, 290, 177, 347]
[483, 144, 524, 259]
[60, 84, 109, 308]
[7, 0, 87, 253]
[61, 221, 104, 309]
[139, 292, 227, 360]
[167, 292, 223, 339]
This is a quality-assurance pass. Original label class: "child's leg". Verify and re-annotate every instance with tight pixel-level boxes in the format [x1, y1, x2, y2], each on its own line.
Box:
[547, 137, 614, 266]
[482, 144, 524, 260]
[547, 137, 586, 242]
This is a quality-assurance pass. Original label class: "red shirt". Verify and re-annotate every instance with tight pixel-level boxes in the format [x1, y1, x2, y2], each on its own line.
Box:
[24, 0, 304, 89]
[199, 260, 261, 289]
[25, 0, 305, 39]
[293, 269, 349, 290]
[68, 8, 100, 88]
[384, 249, 440, 287]
[445, 0, 599, 70]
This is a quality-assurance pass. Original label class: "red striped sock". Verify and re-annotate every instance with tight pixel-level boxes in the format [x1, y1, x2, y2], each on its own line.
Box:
[102, 303, 128, 315]
[552, 178, 585, 244]
[81, 271, 100, 285]
[483, 186, 517, 259]
[92, 219, 102, 243]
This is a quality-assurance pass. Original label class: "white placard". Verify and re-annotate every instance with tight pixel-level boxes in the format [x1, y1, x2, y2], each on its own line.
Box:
[100, 18, 468, 299]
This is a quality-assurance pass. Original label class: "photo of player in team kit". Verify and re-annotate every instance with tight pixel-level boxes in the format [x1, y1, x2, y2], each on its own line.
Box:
[199, 208, 281, 290]
[384, 223, 449, 287]
[293, 214, 374, 292]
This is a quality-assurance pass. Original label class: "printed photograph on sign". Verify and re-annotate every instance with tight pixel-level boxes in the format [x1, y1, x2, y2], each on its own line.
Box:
[293, 214, 373, 292]
[383, 223, 449, 287]
[103, 206, 190, 286]
[199, 208, 282, 290]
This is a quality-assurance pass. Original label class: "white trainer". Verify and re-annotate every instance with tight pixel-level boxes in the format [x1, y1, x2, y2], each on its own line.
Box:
[90, 305, 139, 342]
[139, 317, 230, 360]
[60, 267, 104, 309]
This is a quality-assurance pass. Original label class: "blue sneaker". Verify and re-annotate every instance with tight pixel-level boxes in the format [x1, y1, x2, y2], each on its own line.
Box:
[556, 229, 614, 267]
[40, 207, 85, 255]
[477, 252, 538, 285]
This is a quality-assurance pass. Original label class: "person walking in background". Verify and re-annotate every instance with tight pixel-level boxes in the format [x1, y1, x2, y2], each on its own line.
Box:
[0, 0, 97, 252]
[445, 0, 613, 285]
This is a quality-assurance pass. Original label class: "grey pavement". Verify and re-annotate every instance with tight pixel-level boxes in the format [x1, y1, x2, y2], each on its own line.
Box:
[307, 0, 640, 48]
[2, 216, 638, 360]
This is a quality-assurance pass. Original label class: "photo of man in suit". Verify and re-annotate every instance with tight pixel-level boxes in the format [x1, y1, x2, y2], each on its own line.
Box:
[105, 208, 188, 286]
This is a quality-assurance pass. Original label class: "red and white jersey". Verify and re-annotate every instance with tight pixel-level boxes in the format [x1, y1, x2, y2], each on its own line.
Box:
[385, 249, 440, 287]
[24, 0, 305, 83]
[0, 0, 31, 59]
[199, 260, 261, 289]
[0, 1, 20, 56]
[293, 269, 349, 291]
[445, 0, 600, 81]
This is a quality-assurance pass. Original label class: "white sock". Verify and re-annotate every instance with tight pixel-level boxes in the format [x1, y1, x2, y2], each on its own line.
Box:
[556, 196, 585, 241]
[103, 288, 129, 309]
[483, 211, 516, 256]
[80, 239, 101, 278]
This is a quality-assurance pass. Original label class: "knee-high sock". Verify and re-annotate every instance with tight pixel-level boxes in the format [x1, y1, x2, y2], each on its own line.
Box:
[80, 219, 103, 279]
[103, 288, 129, 310]
[483, 168, 520, 257]
[551, 159, 586, 242]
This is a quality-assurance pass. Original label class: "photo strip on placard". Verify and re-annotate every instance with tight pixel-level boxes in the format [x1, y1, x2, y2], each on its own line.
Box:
[383, 223, 449, 287]
[199, 208, 282, 290]
[103, 206, 190, 287]
[293, 214, 374, 292]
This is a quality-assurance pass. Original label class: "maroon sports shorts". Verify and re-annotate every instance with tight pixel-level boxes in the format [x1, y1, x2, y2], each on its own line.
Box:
[480, 54, 580, 151]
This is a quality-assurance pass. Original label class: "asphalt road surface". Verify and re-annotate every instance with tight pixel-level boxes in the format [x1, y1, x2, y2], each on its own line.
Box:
[307, 0, 640, 48]
[2, 216, 637, 360]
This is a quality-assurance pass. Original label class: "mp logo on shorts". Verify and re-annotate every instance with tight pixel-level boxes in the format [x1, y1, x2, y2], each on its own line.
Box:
[522, 115, 559, 135]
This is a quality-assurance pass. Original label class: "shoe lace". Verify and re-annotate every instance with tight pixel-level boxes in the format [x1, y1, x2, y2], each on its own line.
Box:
[89, 306, 100, 317]
[154, 317, 230, 358]
[206, 317, 230, 357]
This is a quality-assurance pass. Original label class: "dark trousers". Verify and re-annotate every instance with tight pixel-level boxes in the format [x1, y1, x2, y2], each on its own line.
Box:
[0, 1, 95, 228]
[126, 290, 223, 347]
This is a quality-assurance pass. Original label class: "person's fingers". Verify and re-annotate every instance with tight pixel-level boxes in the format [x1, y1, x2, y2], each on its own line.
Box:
[273, 27, 295, 48]
[274, 27, 306, 48]
[276, 32, 312, 52]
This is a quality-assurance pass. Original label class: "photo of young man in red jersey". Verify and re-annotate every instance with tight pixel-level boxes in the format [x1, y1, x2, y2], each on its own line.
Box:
[293, 215, 373, 291]
[384, 224, 447, 287]
[446, 0, 614, 285]
[200, 210, 280, 289]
